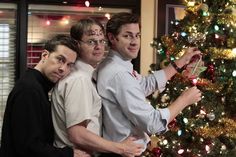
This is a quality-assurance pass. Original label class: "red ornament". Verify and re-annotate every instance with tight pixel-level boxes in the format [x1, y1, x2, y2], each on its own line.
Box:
[168, 118, 177, 129]
[152, 147, 162, 157]
[166, 50, 171, 58]
[206, 63, 215, 82]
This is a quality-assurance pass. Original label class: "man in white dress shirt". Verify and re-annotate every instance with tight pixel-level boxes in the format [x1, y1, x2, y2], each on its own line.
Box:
[95, 12, 202, 156]
[51, 18, 143, 157]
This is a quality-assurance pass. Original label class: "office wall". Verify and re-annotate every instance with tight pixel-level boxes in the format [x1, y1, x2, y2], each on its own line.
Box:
[140, 0, 157, 75]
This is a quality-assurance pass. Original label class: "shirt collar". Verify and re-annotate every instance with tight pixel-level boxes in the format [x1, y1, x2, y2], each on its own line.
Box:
[75, 59, 95, 77]
[108, 49, 133, 72]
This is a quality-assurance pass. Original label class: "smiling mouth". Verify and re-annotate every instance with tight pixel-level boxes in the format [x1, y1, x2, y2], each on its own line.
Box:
[129, 48, 138, 52]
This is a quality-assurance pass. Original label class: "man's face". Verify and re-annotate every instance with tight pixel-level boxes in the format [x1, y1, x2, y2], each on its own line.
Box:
[109, 23, 140, 60]
[40, 45, 77, 83]
[79, 24, 106, 67]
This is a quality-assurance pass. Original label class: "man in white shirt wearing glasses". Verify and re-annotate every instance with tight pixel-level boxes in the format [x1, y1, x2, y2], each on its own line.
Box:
[51, 18, 143, 157]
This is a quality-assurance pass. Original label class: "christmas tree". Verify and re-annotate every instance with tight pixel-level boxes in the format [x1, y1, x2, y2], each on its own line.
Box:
[146, 0, 236, 156]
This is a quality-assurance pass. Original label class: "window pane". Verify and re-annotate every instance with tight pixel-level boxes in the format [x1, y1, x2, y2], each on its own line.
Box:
[0, 3, 17, 139]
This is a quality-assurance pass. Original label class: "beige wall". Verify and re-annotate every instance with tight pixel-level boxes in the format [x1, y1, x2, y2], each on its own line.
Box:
[140, 0, 157, 75]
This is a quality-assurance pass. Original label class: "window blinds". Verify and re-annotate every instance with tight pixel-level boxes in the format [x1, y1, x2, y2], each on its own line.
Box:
[0, 3, 17, 138]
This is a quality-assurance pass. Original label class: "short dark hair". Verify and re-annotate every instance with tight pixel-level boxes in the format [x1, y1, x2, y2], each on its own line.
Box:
[44, 34, 79, 59]
[106, 12, 140, 36]
[70, 18, 105, 41]
[106, 12, 140, 46]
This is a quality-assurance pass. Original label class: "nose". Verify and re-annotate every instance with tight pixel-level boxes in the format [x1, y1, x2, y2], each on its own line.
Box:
[94, 44, 102, 50]
[58, 63, 68, 73]
[94, 42, 105, 49]
[130, 35, 140, 44]
[130, 38, 139, 45]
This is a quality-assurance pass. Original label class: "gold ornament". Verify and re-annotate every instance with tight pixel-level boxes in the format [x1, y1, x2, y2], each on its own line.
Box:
[198, 3, 209, 12]
[147, 135, 161, 150]
[195, 118, 236, 138]
[161, 36, 176, 54]
[207, 47, 236, 59]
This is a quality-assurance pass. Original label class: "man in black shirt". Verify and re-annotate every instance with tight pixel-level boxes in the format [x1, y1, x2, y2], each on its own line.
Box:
[0, 35, 89, 157]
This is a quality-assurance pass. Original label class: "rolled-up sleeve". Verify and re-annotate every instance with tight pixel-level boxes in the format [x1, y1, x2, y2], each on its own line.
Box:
[158, 108, 170, 133]
[153, 70, 167, 92]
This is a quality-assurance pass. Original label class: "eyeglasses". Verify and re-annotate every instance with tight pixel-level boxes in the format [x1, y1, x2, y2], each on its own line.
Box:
[80, 39, 107, 47]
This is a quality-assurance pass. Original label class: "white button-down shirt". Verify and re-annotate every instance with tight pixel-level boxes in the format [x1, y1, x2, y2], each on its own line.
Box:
[95, 50, 170, 151]
[52, 59, 102, 148]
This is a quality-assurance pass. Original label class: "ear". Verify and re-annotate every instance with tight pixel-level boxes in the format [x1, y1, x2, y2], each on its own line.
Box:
[107, 32, 116, 43]
[41, 50, 49, 60]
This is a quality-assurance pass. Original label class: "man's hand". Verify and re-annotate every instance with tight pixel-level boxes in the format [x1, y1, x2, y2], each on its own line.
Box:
[73, 148, 91, 157]
[119, 136, 144, 157]
[179, 86, 202, 107]
[175, 47, 202, 68]
[168, 86, 202, 122]
[182, 57, 206, 79]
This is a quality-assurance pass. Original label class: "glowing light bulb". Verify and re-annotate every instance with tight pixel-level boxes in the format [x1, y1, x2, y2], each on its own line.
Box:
[232, 48, 236, 55]
[205, 145, 210, 153]
[46, 20, 51, 26]
[183, 118, 188, 124]
[85, 1, 90, 7]
[232, 70, 236, 77]
[105, 13, 111, 19]
[221, 145, 226, 150]
[181, 32, 187, 37]
[98, 6, 103, 11]
[202, 11, 208, 16]
[163, 139, 168, 145]
[214, 25, 219, 31]
[187, 1, 195, 6]
[178, 149, 184, 154]
[200, 109, 206, 115]
[192, 78, 198, 85]
[61, 17, 70, 25]
[177, 130, 182, 136]
[215, 34, 219, 39]
[64, 19, 69, 25]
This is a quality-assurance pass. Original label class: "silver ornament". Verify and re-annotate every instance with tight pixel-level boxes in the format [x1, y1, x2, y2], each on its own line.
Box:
[207, 112, 215, 121]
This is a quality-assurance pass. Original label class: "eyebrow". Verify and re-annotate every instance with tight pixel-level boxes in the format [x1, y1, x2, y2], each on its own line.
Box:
[123, 31, 141, 34]
[57, 54, 66, 59]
